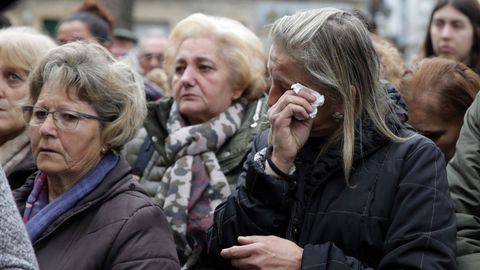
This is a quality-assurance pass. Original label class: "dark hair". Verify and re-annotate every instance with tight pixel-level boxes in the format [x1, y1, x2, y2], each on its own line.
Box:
[76, 0, 114, 30]
[401, 57, 480, 119]
[352, 9, 377, 33]
[0, 0, 19, 11]
[0, 14, 11, 29]
[58, 12, 112, 44]
[422, 0, 480, 73]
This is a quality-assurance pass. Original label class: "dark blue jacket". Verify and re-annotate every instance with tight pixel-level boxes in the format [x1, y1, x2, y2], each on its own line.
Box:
[208, 89, 456, 269]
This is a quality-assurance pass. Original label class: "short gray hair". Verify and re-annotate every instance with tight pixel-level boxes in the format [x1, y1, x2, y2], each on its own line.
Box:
[27, 42, 147, 151]
[138, 29, 168, 54]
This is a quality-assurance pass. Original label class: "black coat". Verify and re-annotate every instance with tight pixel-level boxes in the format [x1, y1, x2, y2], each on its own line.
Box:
[7, 149, 36, 190]
[14, 157, 180, 270]
[208, 117, 456, 269]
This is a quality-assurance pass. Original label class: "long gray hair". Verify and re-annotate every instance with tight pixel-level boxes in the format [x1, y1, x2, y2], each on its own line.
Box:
[271, 8, 405, 179]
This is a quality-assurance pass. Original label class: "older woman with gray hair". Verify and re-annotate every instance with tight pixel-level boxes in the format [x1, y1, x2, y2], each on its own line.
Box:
[14, 42, 179, 270]
[124, 13, 268, 269]
[208, 8, 456, 269]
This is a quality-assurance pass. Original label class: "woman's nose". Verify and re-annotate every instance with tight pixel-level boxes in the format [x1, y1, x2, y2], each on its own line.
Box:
[38, 114, 58, 136]
[0, 78, 7, 97]
[440, 24, 453, 38]
[179, 66, 196, 86]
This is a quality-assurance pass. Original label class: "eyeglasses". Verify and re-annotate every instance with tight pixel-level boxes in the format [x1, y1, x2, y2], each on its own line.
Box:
[21, 105, 110, 130]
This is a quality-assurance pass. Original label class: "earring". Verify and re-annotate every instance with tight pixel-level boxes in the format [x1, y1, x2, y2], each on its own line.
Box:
[100, 146, 107, 154]
[332, 112, 344, 122]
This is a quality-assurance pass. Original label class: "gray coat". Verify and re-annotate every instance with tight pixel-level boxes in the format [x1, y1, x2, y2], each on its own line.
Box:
[0, 167, 38, 270]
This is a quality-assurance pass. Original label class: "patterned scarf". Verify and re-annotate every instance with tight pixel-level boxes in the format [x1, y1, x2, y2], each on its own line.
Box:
[22, 152, 119, 242]
[0, 128, 30, 175]
[159, 100, 245, 265]
[22, 172, 48, 223]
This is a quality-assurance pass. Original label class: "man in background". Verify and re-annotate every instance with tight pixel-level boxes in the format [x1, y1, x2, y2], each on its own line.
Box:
[138, 29, 168, 74]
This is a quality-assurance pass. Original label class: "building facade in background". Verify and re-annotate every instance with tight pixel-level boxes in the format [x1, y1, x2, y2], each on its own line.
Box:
[5, 0, 439, 64]
[376, 0, 436, 64]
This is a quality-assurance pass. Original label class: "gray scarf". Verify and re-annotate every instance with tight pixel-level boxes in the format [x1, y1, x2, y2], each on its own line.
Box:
[159, 100, 246, 267]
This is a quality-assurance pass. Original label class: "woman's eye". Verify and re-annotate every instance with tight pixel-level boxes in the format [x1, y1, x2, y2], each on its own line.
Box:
[33, 110, 49, 120]
[433, 20, 444, 28]
[198, 65, 212, 72]
[5, 72, 24, 83]
[174, 65, 185, 74]
[59, 112, 80, 123]
[452, 22, 464, 29]
[8, 73, 21, 80]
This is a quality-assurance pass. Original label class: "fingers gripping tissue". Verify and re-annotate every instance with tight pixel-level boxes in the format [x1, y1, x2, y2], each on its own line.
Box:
[291, 83, 325, 119]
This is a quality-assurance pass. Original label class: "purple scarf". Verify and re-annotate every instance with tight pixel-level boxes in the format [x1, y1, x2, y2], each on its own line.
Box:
[23, 152, 119, 242]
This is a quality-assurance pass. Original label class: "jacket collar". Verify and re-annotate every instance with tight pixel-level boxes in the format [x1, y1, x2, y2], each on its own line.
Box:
[78, 157, 137, 204]
[144, 96, 268, 172]
[15, 157, 142, 244]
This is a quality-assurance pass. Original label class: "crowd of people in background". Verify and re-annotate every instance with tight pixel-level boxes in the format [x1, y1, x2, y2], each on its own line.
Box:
[1, 0, 480, 269]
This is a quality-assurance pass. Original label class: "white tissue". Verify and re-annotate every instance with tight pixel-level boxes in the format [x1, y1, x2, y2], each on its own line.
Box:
[291, 83, 325, 118]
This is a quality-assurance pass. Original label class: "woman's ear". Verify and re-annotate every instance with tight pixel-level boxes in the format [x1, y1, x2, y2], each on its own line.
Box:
[232, 87, 244, 100]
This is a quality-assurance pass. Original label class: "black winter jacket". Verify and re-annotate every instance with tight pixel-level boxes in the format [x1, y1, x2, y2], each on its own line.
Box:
[7, 150, 36, 190]
[208, 113, 456, 269]
[14, 157, 180, 270]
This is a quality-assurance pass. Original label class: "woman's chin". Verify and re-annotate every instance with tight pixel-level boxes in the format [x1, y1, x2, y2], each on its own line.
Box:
[178, 108, 206, 124]
[36, 160, 65, 175]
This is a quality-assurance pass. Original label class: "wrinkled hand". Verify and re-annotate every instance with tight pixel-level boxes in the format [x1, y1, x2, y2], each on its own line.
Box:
[267, 90, 316, 173]
[221, 235, 303, 270]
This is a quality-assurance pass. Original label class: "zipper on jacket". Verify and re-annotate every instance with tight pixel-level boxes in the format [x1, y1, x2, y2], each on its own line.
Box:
[250, 99, 263, 128]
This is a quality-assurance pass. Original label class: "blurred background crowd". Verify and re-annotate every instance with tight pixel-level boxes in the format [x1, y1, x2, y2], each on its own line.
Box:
[3, 0, 442, 65]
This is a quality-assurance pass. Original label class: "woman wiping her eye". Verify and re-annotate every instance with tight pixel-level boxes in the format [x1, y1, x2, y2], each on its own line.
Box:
[208, 8, 456, 270]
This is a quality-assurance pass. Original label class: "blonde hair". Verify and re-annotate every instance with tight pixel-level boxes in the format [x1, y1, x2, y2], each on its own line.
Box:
[27, 42, 147, 151]
[145, 68, 171, 96]
[164, 13, 267, 101]
[271, 8, 405, 180]
[370, 34, 405, 89]
[0, 27, 56, 73]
